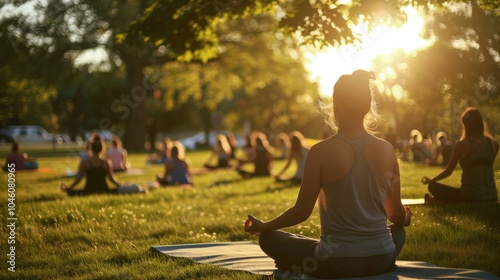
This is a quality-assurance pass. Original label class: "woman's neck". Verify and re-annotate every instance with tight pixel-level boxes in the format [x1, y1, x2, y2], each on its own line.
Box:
[337, 119, 367, 137]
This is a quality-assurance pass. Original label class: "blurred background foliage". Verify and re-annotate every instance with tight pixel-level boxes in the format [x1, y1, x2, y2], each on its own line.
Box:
[0, 0, 498, 149]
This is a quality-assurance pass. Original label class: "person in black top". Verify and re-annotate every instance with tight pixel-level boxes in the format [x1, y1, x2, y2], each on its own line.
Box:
[237, 132, 273, 178]
[61, 135, 122, 196]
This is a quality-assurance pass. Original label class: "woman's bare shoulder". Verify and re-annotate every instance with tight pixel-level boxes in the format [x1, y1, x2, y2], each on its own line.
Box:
[310, 136, 350, 156]
[367, 134, 394, 151]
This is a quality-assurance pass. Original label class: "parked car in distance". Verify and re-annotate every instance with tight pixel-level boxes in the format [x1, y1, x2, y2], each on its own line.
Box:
[9, 125, 70, 144]
[0, 129, 14, 144]
[178, 130, 245, 150]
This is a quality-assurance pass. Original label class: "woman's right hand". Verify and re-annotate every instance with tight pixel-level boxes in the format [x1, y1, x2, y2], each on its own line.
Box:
[404, 206, 413, 226]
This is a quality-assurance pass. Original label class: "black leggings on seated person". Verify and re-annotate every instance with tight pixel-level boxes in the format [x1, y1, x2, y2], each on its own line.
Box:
[428, 182, 473, 203]
[258, 228, 403, 279]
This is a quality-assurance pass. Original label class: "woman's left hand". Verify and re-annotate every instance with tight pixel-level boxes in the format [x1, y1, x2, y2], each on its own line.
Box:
[245, 215, 265, 233]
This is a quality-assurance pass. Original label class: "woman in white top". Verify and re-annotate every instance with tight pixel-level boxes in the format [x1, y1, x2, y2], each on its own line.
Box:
[246, 70, 412, 278]
[274, 131, 309, 184]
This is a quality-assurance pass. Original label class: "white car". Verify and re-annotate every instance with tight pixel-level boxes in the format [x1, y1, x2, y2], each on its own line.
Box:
[9, 125, 70, 144]
[178, 130, 245, 150]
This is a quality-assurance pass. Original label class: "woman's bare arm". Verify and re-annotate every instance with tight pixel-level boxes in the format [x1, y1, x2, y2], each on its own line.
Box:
[106, 160, 121, 187]
[247, 145, 322, 232]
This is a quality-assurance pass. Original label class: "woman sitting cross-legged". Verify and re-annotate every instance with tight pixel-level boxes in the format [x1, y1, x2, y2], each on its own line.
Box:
[203, 134, 232, 169]
[273, 131, 309, 184]
[61, 135, 122, 196]
[245, 70, 412, 279]
[237, 132, 273, 178]
[422, 107, 499, 204]
[156, 141, 193, 187]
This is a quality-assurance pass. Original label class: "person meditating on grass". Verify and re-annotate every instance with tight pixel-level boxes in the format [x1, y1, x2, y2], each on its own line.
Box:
[156, 141, 193, 187]
[245, 70, 413, 279]
[2, 141, 39, 171]
[61, 134, 122, 196]
[273, 131, 309, 184]
[237, 131, 274, 178]
[203, 134, 232, 169]
[422, 107, 499, 203]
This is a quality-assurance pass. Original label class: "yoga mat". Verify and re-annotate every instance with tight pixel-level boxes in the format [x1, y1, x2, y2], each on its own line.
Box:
[125, 168, 144, 175]
[401, 198, 425, 205]
[153, 241, 498, 280]
[4, 167, 54, 174]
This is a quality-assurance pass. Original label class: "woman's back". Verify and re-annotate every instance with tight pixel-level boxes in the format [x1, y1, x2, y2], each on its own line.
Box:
[168, 158, 192, 185]
[7, 152, 25, 170]
[459, 137, 497, 200]
[107, 148, 127, 171]
[84, 158, 109, 194]
[315, 134, 396, 184]
[314, 133, 396, 258]
[254, 148, 271, 176]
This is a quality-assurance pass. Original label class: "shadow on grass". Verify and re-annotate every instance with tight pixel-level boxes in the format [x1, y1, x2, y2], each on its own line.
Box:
[207, 178, 244, 188]
[36, 175, 67, 183]
[21, 193, 62, 203]
[149, 228, 178, 240]
[423, 202, 500, 275]
[425, 201, 500, 230]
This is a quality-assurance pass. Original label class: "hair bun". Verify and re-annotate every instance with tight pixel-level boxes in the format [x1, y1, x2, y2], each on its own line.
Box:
[351, 70, 375, 81]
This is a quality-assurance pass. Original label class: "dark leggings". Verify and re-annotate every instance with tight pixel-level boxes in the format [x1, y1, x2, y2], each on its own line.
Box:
[428, 182, 472, 203]
[259, 227, 405, 279]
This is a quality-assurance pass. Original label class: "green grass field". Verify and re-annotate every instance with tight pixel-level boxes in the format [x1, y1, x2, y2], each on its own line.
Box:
[0, 146, 499, 279]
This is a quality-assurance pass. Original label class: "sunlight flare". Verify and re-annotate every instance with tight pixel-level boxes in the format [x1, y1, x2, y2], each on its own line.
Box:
[304, 6, 431, 96]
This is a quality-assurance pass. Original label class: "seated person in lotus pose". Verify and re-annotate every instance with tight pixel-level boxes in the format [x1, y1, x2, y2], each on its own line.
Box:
[239, 134, 256, 165]
[106, 136, 128, 172]
[409, 129, 433, 163]
[226, 131, 239, 160]
[2, 141, 38, 171]
[246, 70, 412, 279]
[61, 135, 122, 196]
[156, 142, 193, 187]
[237, 132, 273, 178]
[203, 134, 232, 169]
[273, 131, 309, 184]
[147, 137, 172, 164]
[422, 107, 498, 203]
[274, 132, 290, 160]
[430, 132, 454, 167]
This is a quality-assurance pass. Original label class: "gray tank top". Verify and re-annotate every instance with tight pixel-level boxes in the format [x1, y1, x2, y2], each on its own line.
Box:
[315, 134, 395, 259]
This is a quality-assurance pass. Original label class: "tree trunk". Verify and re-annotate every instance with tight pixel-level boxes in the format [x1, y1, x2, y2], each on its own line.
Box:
[201, 106, 212, 148]
[122, 64, 148, 151]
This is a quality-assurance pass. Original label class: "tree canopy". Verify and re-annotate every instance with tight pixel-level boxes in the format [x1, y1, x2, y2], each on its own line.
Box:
[125, 0, 413, 61]
[373, 1, 499, 137]
[1, 0, 499, 148]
